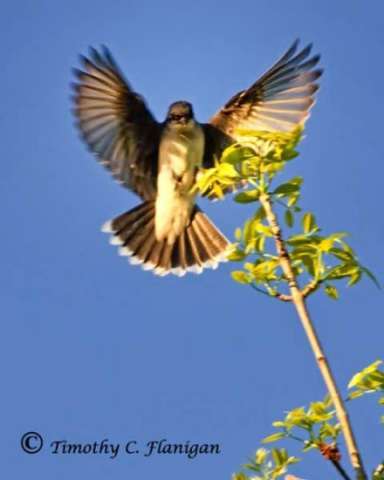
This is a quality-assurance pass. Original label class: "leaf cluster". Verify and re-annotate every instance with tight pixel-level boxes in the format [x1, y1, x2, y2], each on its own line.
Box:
[195, 128, 302, 199]
[261, 396, 341, 452]
[233, 447, 299, 480]
[230, 200, 376, 300]
[234, 361, 384, 479]
[348, 360, 384, 423]
[194, 129, 379, 300]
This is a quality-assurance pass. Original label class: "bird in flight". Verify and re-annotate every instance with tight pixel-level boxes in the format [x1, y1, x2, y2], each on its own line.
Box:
[72, 40, 322, 276]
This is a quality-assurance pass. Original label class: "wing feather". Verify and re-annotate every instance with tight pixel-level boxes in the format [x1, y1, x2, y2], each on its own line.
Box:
[72, 46, 161, 200]
[209, 40, 322, 140]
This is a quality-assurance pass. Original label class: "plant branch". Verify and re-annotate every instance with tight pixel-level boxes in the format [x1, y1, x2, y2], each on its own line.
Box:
[250, 284, 271, 297]
[301, 279, 321, 298]
[331, 459, 353, 480]
[258, 192, 367, 480]
[272, 279, 320, 302]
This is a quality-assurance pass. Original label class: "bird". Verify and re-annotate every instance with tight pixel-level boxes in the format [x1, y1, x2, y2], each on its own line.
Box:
[71, 39, 322, 277]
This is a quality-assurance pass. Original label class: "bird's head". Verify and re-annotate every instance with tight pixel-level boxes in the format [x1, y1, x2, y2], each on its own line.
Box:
[166, 101, 195, 128]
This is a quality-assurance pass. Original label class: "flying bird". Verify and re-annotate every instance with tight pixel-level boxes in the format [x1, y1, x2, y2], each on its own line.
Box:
[72, 40, 322, 276]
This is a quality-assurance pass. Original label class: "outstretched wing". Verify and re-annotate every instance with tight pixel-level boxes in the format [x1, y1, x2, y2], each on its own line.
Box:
[72, 47, 161, 200]
[203, 40, 322, 169]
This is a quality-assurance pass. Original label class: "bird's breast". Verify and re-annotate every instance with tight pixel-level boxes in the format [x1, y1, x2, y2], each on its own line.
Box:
[159, 124, 205, 178]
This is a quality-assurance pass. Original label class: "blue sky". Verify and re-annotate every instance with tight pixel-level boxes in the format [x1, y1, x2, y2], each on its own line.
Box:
[1, 1, 383, 479]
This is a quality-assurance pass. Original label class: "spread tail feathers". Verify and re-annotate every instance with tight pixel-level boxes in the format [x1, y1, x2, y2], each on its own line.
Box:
[101, 201, 231, 276]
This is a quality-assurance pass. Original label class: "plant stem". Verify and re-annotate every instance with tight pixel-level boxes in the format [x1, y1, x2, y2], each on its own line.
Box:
[331, 459, 353, 480]
[258, 192, 367, 480]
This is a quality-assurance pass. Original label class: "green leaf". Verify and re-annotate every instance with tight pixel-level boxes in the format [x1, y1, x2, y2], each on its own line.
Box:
[253, 205, 266, 222]
[255, 235, 266, 253]
[319, 238, 335, 252]
[222, 144, 256, 165]
[348, 360, 383, 388]
[228, 248, 246, 262]
[254, 223, 273, 237]
[284, 209, 294, 228]
[271, 448, 283, 466]
[348, 390, 365, 400]
[328, 247, 354, 261]
[287, 234, 319, 246]
[243, 219, 254, 245]
[309, 401, 329, 416]
[278, 447, 288, 463]
[217, 162, 241, 178]
[302, 212, 316, 234]
[287, 455, 300, 466]
[322, 394, 333, 409]
[261, 432, 286, 444]
[284, 407, 313, 430]
[302, 441, 317, 452]
[325, 262, 359, 281]
[231, 271, 251, 285]
[234, 189, 260, 203]
[347, 268, 362, 286]
[301, 255, 316, 277]
[251, 259, 280, 283]
[361, 266, 381, 289]
[272, 421, 286, 428]
[234, 228, 242, 241]
[273, 179, 301, 197]
[290, 245, 318, 256]
[232, 473, 249, 480]
[254, 448, 268, 465]
[324, 284, 339, 300]
[319, 422, 340, 440]
[287, 193, 300, 207]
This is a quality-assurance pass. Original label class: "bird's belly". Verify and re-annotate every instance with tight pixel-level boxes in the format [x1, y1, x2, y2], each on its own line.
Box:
[155, 176, 194, 244]
[167, 141, 189, 178]
[155, 128, 204, 244]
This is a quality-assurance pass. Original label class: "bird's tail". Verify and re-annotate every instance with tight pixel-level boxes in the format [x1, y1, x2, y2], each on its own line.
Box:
[101, 201, 231, 276]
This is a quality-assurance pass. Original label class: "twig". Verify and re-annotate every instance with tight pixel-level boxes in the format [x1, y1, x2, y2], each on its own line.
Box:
[301, 280, 320, 298]
[318, 442, 353, 480]
[258, 192, 367, 480]
[331, 459, 353, 480]
[250, 284, 271, 296]
[271, 280, 320, 302]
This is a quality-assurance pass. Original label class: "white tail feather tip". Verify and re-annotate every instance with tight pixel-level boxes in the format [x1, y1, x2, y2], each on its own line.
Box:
[187, 265, 203, 274]
[203, 260, 218, 270]
[142, 262, 155, 271]
[101, 220, 114, 233]
[110, 236, 124, 245]
[118, 246, 133, 257]
[154, 267, 169, 277]
[171, 267, 187, 277]
[129, 256, 143, 265]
